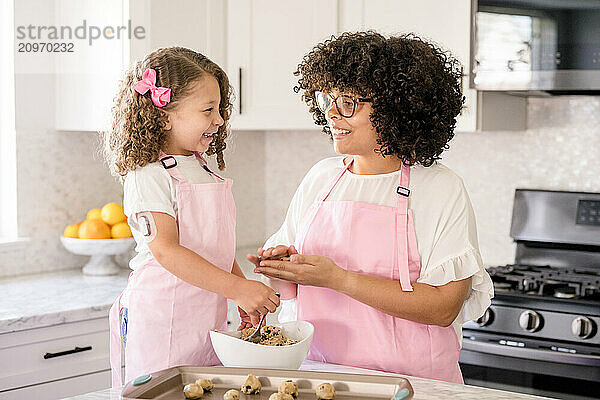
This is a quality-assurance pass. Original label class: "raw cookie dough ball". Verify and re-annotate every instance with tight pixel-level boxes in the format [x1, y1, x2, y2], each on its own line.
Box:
[241, 374, 261, 394]
[195, 378, 214, 391]
[278, 380, 299, 398]
[183, 383, 204, 399]
[316, 382, 335, 399]
[223, 389, 239, 400]
[269, 393, 294, 400]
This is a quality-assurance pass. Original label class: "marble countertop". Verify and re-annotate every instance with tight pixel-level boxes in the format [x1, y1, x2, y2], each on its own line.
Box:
[0, 246, 262, 334]
[63, 360, 553, 400]
[0, 268, 129, 334]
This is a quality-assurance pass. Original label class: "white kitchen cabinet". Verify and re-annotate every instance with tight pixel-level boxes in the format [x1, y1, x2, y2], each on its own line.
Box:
[1, 370, 111, 400]
[128, 0, 227, 69]
[0, 317, 117, 400]
[339, 0, 477, 132]
[226, 0, 338, 130]
[55, 0, 129, 132]
[56, 0, 227, 132]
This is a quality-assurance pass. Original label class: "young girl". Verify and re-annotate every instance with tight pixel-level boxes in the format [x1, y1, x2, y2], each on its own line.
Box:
[104, 47, 279, 387]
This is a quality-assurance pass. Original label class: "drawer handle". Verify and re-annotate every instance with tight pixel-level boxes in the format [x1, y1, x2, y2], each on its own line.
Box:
[43, 346, 92, 359]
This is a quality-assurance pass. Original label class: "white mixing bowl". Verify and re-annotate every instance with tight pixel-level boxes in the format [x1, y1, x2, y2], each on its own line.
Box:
[209, 320, 314, 370]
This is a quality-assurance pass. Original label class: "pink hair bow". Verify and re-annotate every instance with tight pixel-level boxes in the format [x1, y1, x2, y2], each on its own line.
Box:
[133, 68, 171, 107]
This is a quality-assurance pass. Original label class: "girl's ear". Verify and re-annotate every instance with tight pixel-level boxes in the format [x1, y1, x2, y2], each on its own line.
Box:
[162, 112, 172, 131]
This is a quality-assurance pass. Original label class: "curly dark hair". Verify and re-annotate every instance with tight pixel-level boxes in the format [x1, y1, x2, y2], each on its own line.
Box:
[294, 31, 464, 166]
[103, 47, 233, 178]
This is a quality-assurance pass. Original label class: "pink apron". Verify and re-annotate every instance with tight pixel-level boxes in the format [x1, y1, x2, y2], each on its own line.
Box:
[295, 159, 463, 383]
[109, 152, 236, 387]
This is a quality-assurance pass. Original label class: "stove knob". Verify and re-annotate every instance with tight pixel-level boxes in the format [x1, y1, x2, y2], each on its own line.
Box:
[519, 310, 542, 332]
[476, 308, 494, 327]
[571, 317, 596, 339]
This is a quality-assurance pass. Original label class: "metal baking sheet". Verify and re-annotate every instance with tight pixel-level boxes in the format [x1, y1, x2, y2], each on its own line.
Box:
[121, 366, 414, 399]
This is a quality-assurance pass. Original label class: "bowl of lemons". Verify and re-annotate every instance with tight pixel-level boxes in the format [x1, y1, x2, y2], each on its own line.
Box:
[61, 203, 135, 276]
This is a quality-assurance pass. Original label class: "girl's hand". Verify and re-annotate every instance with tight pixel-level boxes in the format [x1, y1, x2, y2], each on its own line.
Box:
[247, 246, 299, 300]
[255, 254, 347, 289]
[233, 280, 280, 326]
[262, 244, 298, 260]
[237, 306, 253, 331]
[246, 245, 298, 267]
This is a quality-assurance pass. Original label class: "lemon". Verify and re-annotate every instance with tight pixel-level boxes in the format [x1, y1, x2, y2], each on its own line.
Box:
[101, 203, 126, 226]
[78, 219, 111, 239]
[111, 222, 132, 239]
[86, 208, 102, 220]
[63, 224, 79, 238]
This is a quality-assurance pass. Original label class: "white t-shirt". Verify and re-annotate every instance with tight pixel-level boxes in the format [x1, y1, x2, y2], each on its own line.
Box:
[120, 154, 218, 307]
[263, 156, 494, 345]
[123, 154, 218, 270]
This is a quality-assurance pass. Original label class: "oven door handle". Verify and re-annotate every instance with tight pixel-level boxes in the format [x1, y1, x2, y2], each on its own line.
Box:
[462, 338, 600, 366]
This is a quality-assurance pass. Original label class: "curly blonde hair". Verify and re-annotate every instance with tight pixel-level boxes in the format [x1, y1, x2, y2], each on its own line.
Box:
[103, 47, 232, 178]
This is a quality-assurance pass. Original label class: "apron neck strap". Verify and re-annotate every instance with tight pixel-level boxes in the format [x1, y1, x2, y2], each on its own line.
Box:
[320, 158, 411, 207]
[319, 158, 353, 202]
[158, 150, 188, 183]
[192, 152, 225, 181]
[157, 151, 225, 182]
[395, 162, 411, 211]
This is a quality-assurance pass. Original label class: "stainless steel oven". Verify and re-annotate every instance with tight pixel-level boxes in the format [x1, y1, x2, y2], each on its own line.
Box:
[459, 189, 600, 399]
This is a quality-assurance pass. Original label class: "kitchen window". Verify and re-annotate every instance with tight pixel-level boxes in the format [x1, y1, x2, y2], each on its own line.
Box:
[0, 0, 19, 244]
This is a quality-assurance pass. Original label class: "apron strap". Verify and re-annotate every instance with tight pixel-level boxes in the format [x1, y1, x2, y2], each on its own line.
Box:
[109, 293, 124, 387]
[319, 158, 352, 202]
[192, 151, 225, 181]
[396, 162, 413, 291]
[157, 150, 189, 183]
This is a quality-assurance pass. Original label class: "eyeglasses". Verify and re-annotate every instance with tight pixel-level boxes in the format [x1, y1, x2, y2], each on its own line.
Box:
[314, 91, 372, 118]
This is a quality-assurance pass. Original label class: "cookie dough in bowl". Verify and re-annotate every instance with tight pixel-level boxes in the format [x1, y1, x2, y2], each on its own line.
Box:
[209, 320, 314, 369]
[240, 325, 299, 346]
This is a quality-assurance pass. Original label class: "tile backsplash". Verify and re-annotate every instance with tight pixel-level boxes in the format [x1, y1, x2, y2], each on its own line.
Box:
[260, 96, 600, 267]
[1, 94, 598, 277]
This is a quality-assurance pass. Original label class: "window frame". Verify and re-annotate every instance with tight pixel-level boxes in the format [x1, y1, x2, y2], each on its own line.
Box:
[0, 0, 22, 247]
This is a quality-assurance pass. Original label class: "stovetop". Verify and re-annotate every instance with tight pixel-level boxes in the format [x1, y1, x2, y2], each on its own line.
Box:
[489, 264, 600, 300]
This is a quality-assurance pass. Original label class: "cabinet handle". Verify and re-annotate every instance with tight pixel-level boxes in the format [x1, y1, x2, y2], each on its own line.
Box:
[238, 67, 243, 114]
[43, 346, 92, 359]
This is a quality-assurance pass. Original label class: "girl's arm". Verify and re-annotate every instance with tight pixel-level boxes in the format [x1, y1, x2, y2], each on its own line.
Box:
[147, 211, 279, 317]
[256, 254, 471, 327]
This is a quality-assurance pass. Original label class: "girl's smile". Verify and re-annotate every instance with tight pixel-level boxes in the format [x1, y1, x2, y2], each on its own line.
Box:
[164, 74, 224, 155]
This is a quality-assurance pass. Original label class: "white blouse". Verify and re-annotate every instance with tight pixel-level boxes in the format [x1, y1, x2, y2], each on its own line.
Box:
[263, 156, 494, 345]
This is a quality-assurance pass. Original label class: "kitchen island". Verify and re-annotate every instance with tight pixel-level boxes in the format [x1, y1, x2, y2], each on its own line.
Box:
[64, 360, 553, 400]
[1, 258, 552, 400]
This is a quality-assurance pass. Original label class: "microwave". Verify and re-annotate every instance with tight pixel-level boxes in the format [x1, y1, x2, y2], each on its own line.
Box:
[471, 0, 600, 94]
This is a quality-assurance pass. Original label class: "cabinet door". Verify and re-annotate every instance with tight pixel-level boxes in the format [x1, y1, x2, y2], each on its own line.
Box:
[55, 0, 129, 132]
[227, 0, 338, 130]
[0, 317, 112, 391]
[1, 369, 111, 400]
[129, 0, 226, 68]
[340, 0, 476, 132]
